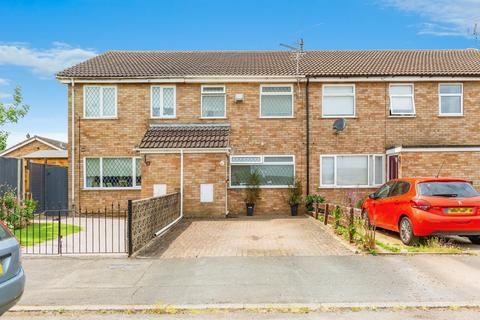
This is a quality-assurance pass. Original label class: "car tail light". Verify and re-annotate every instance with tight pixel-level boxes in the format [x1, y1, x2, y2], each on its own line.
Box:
[410, 199, 432, 211]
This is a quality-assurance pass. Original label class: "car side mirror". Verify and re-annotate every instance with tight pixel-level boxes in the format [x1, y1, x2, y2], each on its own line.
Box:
[368, 193, 378, 200]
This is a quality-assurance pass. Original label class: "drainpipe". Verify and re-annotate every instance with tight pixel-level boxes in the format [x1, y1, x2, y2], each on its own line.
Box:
[180, 149, 184, 218]
[70, 79, 75, 211]
[305, 76, 310, 195]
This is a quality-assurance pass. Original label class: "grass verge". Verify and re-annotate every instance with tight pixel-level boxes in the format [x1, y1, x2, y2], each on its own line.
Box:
[14, 223, 82, 246]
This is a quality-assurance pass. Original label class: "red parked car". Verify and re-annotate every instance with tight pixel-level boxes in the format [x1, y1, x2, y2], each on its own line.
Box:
[362, 177, 480, 245]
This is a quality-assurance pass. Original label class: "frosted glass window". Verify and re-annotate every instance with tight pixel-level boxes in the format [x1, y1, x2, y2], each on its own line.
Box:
[337, 156, 368, 186]
[322, 85, 355, 117]
[321, 155, 384, 187]
[201, 86, 226, 118]
[321, 157, 335, 185]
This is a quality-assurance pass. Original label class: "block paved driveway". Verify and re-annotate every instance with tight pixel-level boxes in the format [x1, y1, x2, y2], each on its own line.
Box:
[137, 215, 353, 258]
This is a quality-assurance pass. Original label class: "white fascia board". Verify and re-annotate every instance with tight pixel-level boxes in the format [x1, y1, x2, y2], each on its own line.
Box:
[136, 148, 231, 154]
[310, 76, 480, 82]
[58, 76, 302, 84]
[386, 146, 480, 154]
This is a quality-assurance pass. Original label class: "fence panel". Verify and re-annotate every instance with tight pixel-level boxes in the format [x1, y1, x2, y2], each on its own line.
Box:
[130, 193, 181, 255]
[15, 204, 127, 255]
[29, 162, 68, 213]
[0, 156, 22, 197]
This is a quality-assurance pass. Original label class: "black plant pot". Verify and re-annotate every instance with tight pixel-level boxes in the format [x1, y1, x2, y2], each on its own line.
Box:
[246, 203, 255, 216]
[290, 204, 299, 216]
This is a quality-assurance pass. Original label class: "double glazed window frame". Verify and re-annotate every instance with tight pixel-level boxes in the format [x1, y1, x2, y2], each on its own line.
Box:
[151, 85, 176, 119]
[259, 84, 294, 118]
[83, 85, 118, 119]
[321, 84, 356, 118]
[201, 85, 226, 119]
[389, 83, 416, 116]
[229, 155, 296, 188]
[320, 154, 385, 188]
[438, 83, 463, 116]
[83, 156, 141, 190]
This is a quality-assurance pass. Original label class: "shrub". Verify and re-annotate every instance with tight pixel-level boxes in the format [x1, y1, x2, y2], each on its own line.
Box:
[0, 188, 36, 230]
[305, 194, 325, 211]
[287, 178, 303, 206]
[244, 170, 261, 205]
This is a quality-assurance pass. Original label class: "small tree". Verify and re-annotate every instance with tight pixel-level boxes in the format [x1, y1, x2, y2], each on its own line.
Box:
[245, 170, 261, 205]
[287, 178, 303, 206]
[0, 86, 29, 150]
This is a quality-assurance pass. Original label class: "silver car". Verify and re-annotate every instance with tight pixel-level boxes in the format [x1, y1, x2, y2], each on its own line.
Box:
[0, 221, 25, 315]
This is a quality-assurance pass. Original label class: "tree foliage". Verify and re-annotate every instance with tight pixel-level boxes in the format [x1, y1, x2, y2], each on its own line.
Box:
[0, 86, 29, 150]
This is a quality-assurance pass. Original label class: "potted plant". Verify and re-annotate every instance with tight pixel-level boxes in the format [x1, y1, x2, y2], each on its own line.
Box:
[287, 178, 302, 216]
[305, 194, 325, 218]
[244, 170, 261, 216]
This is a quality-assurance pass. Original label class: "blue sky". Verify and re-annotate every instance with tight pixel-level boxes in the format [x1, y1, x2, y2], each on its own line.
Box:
[1, 0, 479, 147]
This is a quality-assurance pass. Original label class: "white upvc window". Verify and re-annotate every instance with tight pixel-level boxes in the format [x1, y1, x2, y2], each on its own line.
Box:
[260, 85, 294, 118]
[230, 155, 295, 188]
[84, 86, 117, 118]
[151, 86, 176, 118]
[389, 84, 415, 116]
[320, 154, 385, 188]
[201, 85, 226, 118]
[439, 83, 463, 116]
[322, 84, 355, 117]
[84, 157, 141, 189]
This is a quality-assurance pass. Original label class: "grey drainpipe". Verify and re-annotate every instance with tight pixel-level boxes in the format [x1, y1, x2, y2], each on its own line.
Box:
[306, 76, 310, 195]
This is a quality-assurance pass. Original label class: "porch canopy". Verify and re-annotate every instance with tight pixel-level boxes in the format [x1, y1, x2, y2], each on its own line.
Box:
[137, 123, 230, 152]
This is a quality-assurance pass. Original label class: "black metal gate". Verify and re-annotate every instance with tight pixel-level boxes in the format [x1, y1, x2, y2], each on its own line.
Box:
[14, 205, 129, 255]
[29, 162, 68, 213]
[0, 156, 22, 197]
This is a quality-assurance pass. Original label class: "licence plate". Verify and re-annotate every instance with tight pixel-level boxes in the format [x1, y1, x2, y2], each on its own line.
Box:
[445, 207, 474, 215]
[0, 262, 2, 276]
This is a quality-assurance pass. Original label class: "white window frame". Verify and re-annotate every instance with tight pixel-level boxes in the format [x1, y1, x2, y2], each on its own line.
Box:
[319, 154, 385, 188]
[150, 85, 176, 119]
[83, 156, 141, 190]
[389, 83, 415, 116]
[229, 154, 295, 188]
[259, 84, 294, 118]
[83, 85, 117, 119]
[201, 85, 226, 119]
[438, 83, 463, 116]
[321, 84, 356, 118]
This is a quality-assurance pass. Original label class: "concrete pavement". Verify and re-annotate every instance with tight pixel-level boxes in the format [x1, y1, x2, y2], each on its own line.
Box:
[15, 255, 480, 308]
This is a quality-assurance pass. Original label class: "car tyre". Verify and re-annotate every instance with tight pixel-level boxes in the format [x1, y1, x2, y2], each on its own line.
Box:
[399, 216, 419, 246]
[468, 236, 480, 245]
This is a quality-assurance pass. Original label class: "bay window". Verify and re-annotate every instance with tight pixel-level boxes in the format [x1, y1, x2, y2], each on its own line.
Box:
[230, 155, 295, 187]
[320, 154, 384, 187]
[260, 85, 294, 117]
[84, 157, 141, 189]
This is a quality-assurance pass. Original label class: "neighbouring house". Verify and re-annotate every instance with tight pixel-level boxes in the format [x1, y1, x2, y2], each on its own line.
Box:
[56, 49, 480, 216]
[0, 135, 68, 194]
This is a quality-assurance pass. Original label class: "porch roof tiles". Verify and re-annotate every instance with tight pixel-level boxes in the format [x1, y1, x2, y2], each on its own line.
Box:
[138, 124, 230, 149]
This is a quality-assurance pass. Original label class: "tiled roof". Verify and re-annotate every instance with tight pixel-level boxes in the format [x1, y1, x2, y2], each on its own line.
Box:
[138, 124, 230, 149]
[57, 49, 480, 78]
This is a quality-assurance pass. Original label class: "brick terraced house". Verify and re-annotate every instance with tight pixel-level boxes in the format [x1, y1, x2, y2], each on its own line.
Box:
[56, 49, 480, 216]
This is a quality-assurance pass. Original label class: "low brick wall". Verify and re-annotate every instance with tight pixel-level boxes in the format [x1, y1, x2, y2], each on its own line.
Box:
[130, 193, 181, 254]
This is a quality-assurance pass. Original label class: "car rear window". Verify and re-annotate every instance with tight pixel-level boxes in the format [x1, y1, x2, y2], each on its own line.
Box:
[417, 181, 480, 198]
[0, 223, 13, 241]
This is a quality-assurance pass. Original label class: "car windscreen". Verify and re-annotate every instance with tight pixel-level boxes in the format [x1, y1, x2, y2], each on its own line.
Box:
[0, 223, 13, 241]
[417, 181, 480, 198]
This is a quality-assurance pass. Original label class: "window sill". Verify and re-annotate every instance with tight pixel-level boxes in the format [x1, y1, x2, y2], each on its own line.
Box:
[388, 115, 416, 118]
[438, 114, 464, 118]
[259, 116, 295, 119]
[229, 186, 290, 189]
[321, 116, 357, 119]
[318, 186, 380, 189]
[83, 187, 141, 191]
[82, 117, 118, 120]
[199, 117, 227, 120]
[151, 117, 177, 120]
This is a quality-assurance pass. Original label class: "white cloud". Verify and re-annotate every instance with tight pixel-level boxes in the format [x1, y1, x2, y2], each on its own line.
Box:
[0, 42, 97, 78]
[381, 0, 480, 37]
[0, 78, 8, 86]
[0, 92, 10, 99]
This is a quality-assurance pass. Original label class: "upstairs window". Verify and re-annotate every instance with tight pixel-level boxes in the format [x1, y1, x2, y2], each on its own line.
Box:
[84, 86, 117, 118]
[320, 154, 384, 188]
[389, 84, 415, 116]
[439, 84, 463, 116]
[201, 85, 226, 118]
[260, 85, 293, 118]
[151, 86, 176, 118]
[322, 85, 355, 117]
[230, 155, 295, 187]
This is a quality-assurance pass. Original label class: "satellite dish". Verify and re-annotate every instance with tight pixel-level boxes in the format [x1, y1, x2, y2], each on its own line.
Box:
[332, 118, 347, 133]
